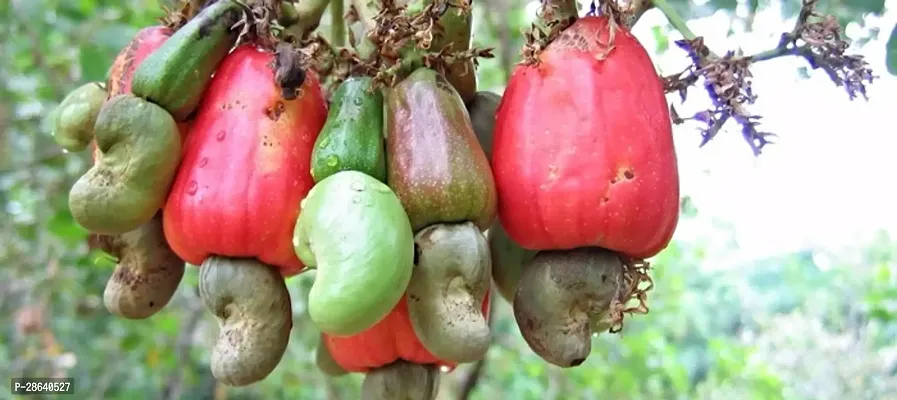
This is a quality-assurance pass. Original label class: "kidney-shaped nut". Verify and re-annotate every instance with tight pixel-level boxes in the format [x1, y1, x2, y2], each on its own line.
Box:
[199, 256, 293, 386]
[407, 222, 492, 363]
[361, 361, 441, 400]
[513, 247, 623, 368]
[102, 212, 185, 319]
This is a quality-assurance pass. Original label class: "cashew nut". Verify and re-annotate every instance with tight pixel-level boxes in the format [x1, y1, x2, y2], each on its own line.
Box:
[199, 256, 293, 386]
[361, 361, 440, 400]
[407, 222, 492, 363]
[513, 247, 623, 368]
[102, 212, 185, 319]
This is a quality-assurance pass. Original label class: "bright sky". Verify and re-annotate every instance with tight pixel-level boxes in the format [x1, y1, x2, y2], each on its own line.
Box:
[519, 0, 897, 266]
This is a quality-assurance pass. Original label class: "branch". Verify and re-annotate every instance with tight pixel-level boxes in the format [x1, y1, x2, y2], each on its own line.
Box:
[655, 0, 875, 155]
[330, 0, 346, 46]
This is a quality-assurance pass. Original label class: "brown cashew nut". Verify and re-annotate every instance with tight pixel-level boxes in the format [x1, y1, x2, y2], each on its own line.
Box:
[199, 256, 293, 386]
[315, 334, 347, 377]
[361, 361, 441, 400]
[513, 247, 623, 368]
[407, 222, 492, 363]
[101, 212, 185, 319]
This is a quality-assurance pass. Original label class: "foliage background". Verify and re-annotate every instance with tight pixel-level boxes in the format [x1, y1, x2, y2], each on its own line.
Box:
[2, 0, 897, 399]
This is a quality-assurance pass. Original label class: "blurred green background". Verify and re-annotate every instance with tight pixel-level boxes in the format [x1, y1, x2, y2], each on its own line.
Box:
[3, 0, 897, 399]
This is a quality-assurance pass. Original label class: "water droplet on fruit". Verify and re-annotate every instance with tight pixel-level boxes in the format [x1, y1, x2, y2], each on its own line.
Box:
[186, 180, 198, 195]
[62, 149, 70, 154]
[326, 155, 339, 167]
[318, 137, 330, 148]
[198, 157, 208, 167]
[216, 131, 227, 141]
[350, 181, 365, 192]
[364, 197, 374, 206]
[352, 97, 363, 106]
[352, 195, 362, 204]
[439, 365, 451, 373]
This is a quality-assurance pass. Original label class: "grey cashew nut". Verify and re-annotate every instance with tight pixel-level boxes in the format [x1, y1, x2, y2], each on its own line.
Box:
[102, 212, 185, 320]
[407, 222, 492, 363]
[315, 334, 347, 377]
[486, 220, 537, 302]
[513, 247, 623, 368]
[199, 256, 293, 386]
[361, 361, 441, 400]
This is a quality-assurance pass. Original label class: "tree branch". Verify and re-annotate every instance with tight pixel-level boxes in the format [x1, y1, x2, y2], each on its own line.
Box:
[330, 0, 346, 46]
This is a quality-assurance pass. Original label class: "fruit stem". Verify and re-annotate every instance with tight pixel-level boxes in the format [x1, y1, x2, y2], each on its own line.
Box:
[651, 0, 720, 59]
[330, 0, 346, 46]
[651, 0, 695, 40]
[282, 0, 331, 38]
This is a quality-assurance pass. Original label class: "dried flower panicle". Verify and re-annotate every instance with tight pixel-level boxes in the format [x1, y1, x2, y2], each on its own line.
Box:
[662, 0, 874, 155]
[665, 38, 774, 155]
[782, 1, 876, 100]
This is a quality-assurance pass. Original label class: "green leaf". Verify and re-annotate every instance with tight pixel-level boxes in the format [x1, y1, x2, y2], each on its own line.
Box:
[79, 45, 110, 82]
[886, 24, 897, 75]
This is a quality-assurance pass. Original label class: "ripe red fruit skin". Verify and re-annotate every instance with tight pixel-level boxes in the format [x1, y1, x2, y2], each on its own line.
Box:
[324, 292, 491, 373]
[492, 16, 680, 260]
[107, 26, 173, 99]
[162, 45, 327, 277]
[94, 25, 188, 161]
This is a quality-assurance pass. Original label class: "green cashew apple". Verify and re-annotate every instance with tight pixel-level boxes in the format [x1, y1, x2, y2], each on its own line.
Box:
[68, 94, 182, 235]
[130, 0, 242, 120]
[311, 76, 387, 183]
[51, 82, 107, 152]
[407, 222, 492, 363]
[513, 247, 623, 368]
[294, 170, 414, 336]
[101, 212, 185, 319]
[361, 361, 440, 400]
[199, 256, 293, 386]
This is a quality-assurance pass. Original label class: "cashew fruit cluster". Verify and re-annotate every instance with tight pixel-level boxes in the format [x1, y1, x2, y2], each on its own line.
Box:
[51, 0, 680, 395]
[489, 14, 681, 368]
[297, 64, 495, 397]
[55, 0, 321, 387]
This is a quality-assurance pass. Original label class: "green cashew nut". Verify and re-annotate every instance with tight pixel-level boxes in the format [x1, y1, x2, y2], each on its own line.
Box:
[294, 170, 414, 336]
[467, 91, 501, 162]
[513, 247, 623, 368]
[361, 361, 440, 400]
[199, 256, 293, 386]
[315, 334, 348, 377]
[101, 212, 185, 320]
[68, 94, 182, 235]
[407, 222, 492, 363]
[487, 220, 537, 303]
[51, 82, 107, 152]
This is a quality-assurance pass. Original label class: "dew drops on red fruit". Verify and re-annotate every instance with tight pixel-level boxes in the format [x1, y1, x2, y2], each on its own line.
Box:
[216, 130, 226, 141]
[199, 157, 208, 167]
[187, 180, 198, 195]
